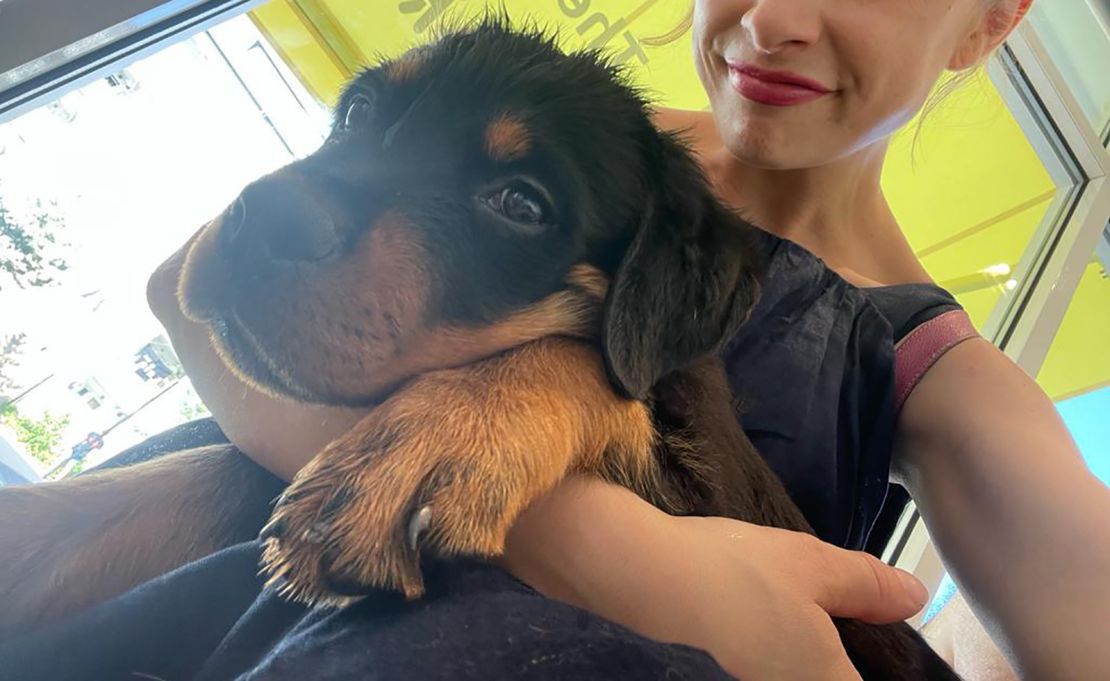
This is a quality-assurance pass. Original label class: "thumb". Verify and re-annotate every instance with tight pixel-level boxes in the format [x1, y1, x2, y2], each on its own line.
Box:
[808, 543, 930, 624]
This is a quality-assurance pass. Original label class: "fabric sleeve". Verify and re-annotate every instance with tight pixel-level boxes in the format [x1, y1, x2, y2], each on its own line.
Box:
[860, 283, 977, 556]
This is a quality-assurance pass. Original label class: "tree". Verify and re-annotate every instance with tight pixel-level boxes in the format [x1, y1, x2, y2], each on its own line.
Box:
[0, 332, 26, 397]
[180, 399, 211, 422]
[178, 382, 211, 422]
[0, 403, 70, 465]
[0, 192, 69, 292]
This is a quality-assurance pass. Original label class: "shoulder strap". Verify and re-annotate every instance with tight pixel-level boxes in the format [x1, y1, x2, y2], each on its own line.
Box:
[893, 309, 979, 413]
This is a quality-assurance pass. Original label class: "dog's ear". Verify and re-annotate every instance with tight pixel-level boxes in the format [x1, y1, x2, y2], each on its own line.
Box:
[602, 137, 763, 399]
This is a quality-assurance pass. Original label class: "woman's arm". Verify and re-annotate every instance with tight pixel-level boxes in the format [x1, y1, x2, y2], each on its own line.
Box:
[893, 338, 1110, 680]
[502, 477, 929, 681]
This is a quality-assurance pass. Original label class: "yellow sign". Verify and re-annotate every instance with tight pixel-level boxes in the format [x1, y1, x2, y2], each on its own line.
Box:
[251, 0, 700, 107]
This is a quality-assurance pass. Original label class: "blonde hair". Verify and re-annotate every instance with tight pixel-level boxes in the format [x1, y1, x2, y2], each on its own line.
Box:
[642, 6, 693, 48]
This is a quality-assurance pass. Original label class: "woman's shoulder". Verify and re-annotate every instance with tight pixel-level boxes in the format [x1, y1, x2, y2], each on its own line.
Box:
[746, 232, 960, 342]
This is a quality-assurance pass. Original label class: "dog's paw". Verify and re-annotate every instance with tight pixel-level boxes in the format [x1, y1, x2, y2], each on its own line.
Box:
[258, 386, 544, 605]
[258, 339, 658, 608]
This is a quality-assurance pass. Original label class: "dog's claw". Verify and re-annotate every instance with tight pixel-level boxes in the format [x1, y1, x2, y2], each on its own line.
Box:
[259, 516, 287, 541]
[304, 522, 328, 544]
[408, 506, 433, 550]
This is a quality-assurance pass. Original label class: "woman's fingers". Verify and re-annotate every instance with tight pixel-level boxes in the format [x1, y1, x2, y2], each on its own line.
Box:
[797, 534, 929, 624]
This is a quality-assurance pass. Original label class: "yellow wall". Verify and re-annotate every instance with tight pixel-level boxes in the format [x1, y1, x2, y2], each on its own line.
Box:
[248, 0, 1109, 401]
[1039, 259, 1110, 400]
[252, 0, 702, 108]
[882, 76, 1056, 329]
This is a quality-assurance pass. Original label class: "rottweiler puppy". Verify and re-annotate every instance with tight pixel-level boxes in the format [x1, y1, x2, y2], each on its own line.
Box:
[0, 19, 959, 680]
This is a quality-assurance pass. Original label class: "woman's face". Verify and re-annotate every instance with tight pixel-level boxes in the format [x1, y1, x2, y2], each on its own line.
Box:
[694, 0, 997, 169]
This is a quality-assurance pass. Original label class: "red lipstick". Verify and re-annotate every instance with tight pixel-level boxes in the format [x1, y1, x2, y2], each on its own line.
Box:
[727, 62, 832, 107]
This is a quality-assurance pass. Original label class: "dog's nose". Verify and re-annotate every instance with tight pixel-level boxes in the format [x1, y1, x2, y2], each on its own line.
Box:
[222, 177, 340, 263]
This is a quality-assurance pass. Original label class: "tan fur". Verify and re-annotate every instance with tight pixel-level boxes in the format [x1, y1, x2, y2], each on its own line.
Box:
[176, 216, 228, 323]
[484, 114, 531, 161]
[565, 263, 610, 302]
[276, 213, 434, 399]
[179, 213, 603, 407]
[261, 336, 656, 604]
[387, 49, 426, 83]
[0, 446, 282, 634]
[373, 283, 601, 391]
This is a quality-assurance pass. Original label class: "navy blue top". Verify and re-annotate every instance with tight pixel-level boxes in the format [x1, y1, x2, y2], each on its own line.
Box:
[2, 231, 963, 680]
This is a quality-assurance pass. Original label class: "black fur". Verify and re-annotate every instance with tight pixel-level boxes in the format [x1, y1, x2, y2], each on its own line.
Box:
[217, 18, 960, 680]
[602, 134, 764, 399]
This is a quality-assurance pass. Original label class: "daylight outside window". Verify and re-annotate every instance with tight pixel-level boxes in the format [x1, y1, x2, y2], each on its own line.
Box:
[0, 14, 326, 481]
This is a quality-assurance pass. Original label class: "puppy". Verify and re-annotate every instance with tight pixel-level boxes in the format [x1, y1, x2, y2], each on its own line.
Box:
[0, 20, 959, 680]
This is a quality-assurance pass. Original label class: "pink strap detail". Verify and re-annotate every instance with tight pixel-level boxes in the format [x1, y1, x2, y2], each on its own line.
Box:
[893, 309, 979, 413]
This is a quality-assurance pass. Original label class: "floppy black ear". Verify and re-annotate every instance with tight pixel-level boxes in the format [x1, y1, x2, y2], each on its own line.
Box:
[602, 138, 764, 399]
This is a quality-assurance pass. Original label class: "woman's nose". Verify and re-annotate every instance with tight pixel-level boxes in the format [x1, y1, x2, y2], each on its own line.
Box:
[741, 0, 823, 55]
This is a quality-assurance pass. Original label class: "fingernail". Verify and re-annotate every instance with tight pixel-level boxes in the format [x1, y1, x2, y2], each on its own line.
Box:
[898, 570, 929, 609]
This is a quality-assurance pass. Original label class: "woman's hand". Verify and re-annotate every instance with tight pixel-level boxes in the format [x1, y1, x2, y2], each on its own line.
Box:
[146, 227, 365, 481]
[503, 477, 929, 681]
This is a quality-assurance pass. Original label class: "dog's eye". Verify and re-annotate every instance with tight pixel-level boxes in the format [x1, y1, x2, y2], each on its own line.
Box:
[485, 182, 552, 230]
[343, 94, 373, 129]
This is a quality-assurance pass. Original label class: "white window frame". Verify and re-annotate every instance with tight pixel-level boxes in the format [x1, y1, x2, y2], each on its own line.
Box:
[0, 0, 268, 123]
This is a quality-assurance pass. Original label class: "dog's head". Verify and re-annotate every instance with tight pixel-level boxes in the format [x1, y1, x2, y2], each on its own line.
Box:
[178, 19, 762, 406]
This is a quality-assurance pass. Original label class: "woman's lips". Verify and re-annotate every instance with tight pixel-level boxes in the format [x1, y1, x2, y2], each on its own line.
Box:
[727, 62, 832, 107]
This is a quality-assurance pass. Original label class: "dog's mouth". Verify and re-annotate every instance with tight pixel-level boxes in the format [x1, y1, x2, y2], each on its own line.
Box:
[209, 314, 407, 408]
[210, 316, 319, 404]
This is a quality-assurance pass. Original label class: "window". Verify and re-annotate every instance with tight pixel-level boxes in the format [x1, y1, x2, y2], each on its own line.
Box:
[1, 8, 326, 478]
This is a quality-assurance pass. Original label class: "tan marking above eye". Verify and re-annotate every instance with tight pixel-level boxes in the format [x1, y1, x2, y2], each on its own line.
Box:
[387, 49, 426, 83]
[484, 114, 532, 161]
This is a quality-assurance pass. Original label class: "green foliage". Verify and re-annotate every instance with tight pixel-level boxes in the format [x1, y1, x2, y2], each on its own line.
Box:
[0, 404, 70, 464]
[180, 399, 211, 422]
[0, 191, 69, 291]
[0, 332, 26, 396]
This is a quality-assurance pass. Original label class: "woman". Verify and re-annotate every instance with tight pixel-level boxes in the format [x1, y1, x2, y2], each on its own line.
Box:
[30, 0, 1106, 679]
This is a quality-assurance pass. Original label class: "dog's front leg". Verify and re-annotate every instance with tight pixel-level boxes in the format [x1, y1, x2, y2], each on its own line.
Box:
[0, 445, 284, 635]
[259, 336, 657, 605]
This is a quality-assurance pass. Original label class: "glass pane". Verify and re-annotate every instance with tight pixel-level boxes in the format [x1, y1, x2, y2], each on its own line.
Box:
[0, 11, 326, 481]
[1027, 0, 1110, 139]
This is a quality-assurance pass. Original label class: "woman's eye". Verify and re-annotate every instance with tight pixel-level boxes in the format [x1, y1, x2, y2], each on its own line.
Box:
[484, 181, 553, 231]
[343, 94, 373, 129]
